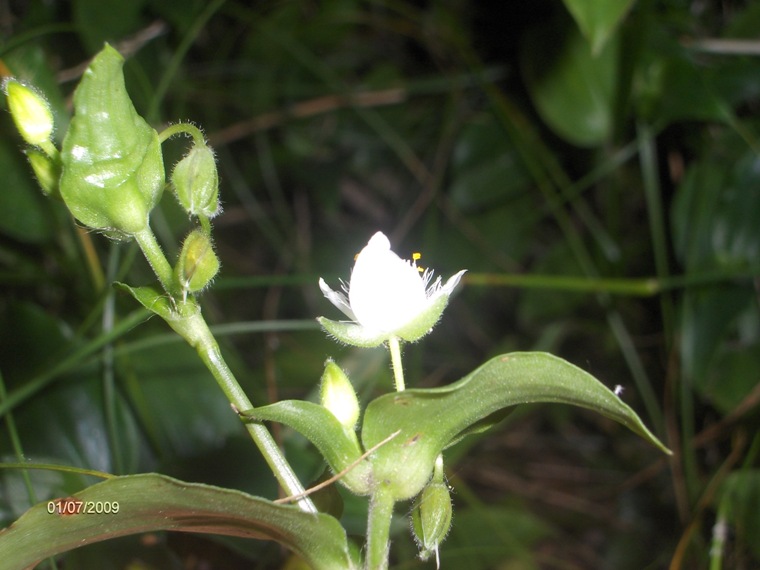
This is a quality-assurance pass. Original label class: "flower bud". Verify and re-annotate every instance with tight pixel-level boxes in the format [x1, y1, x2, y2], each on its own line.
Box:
[174, 229, 220, 295]
[59, 44, 164, 238]
[320, 359, 360, 430]
[411, 456, 452, 565]
[3, 78, 54, 146]
[172, 143, 220, 218]
[25, 148, 61, 199]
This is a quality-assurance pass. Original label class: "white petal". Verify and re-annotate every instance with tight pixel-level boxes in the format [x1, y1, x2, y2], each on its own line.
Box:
[439, 269, 467, 296]
[349, 232, 427, 332]
[319, 277, 356, 320]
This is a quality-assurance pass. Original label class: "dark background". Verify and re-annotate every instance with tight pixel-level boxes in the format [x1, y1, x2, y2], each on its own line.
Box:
[1, 1, 759, 568]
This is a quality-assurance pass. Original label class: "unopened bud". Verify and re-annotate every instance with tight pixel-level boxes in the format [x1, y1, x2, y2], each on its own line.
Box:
[59, 44, 164, 237]
[4, 79, 54, 146]
[25, 148, 61, 198]
[172, 143, 220, 218]
[411, 456, 452, 566]
[320, 359, 360, 430]
[175, 229, 220, 295]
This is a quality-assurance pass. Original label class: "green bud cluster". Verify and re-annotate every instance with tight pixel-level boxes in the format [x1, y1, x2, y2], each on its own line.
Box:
[3, 78, 62, 198]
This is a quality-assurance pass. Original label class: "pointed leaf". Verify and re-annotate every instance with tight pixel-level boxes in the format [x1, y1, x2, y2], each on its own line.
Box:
[521, 23, 618, 147]
[562, 0, 635, 54]
[362, 352, 670, 500]
[241, 401, 371, 495]
[115, 282, 174, 320]
[0, 473, 353, 570]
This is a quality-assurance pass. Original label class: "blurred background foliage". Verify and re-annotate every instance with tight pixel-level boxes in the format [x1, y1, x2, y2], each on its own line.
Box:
[0, 0, 759, 568]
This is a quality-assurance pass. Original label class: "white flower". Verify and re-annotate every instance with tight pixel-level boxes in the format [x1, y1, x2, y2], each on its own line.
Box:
[318, 231, 466, 346]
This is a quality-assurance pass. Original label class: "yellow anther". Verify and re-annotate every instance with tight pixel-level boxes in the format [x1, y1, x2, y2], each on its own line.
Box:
[412, 252, 422, 261]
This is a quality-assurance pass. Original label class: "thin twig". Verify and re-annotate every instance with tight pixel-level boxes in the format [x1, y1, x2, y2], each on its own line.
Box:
[57, 20, 168, 84]
[274, 430, 402, 505]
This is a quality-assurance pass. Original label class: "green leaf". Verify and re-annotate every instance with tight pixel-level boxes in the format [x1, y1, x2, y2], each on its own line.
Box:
[521, 22, 617, 147]
[562, 0, 635, 54]
[115, 282, 175, 320]
[241, 400, 371, 495]
[0, 473, 354, 570]
[0, 138, 54, 243]
[362, 352, 670, 501]
[720, 470, 760, 561]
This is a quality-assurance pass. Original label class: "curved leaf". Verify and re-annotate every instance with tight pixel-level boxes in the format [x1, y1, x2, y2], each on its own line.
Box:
[241, 401, 372, 495]
[521, 22, 617, 147]
[0, 473, 354, 570]
[362, 352, 670, 501]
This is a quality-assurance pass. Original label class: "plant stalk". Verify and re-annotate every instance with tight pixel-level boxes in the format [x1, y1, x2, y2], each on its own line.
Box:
[366, 486, 395, 570]
[133, 227, 175, 294]
[388, 336, 405, 391]
[186, 311, 317, 513]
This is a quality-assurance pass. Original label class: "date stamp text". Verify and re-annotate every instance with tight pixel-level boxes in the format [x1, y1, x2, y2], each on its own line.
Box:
[47, 498, 120, 515]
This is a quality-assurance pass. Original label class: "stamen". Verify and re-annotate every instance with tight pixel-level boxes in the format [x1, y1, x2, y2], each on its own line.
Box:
[412, 252, 424, 272]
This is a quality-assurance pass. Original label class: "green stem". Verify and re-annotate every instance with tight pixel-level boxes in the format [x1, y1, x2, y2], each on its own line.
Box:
[0, 371, 37, 502]
[133, 227, 175, 294]
[158, 122, 207, 145]
[366, 486, 395, 570]
[178, 309, 316, 513]
[388, 336, 405, 391]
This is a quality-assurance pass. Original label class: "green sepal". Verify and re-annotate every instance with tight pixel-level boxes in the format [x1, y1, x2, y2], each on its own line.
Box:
[239, 400, 371, 495]
[361, 352, 671, 501]
[60, 44, 164, 237]
[317, 316, 388, 347]
[25, 147, 62, 199]
[0, 473, 355, 570]
[393, 291, 450, 342]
